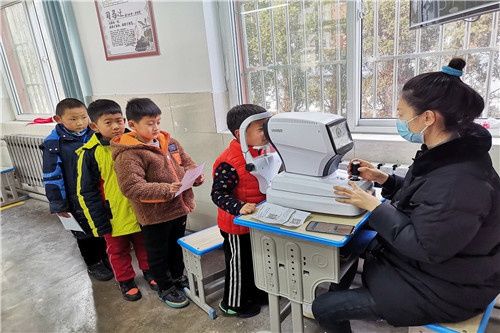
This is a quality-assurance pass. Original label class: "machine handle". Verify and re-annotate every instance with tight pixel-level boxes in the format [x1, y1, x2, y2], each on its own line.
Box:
[350, 161, 360, 181]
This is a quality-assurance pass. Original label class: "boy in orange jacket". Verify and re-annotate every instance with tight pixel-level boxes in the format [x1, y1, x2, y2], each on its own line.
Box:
[111, 98, 204, 308]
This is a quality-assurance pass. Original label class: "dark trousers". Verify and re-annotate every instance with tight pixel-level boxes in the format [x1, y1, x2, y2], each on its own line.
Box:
[76, 236, 108, 267]
[103, 232, 149, 282]
[221, 231, 264, 310]
[141, 216, 187, 292]
[312, 260, 381, 333]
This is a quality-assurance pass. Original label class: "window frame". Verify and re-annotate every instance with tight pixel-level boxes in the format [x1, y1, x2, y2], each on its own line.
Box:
[1, 0, 63, 120]
[228, 0, 500, 136]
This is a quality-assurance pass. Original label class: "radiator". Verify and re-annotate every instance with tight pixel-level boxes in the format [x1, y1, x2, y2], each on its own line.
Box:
[2, 134, 45, 195]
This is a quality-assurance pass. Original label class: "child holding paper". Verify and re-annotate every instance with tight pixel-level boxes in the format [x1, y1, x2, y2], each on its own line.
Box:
[111, 98, 204, 308]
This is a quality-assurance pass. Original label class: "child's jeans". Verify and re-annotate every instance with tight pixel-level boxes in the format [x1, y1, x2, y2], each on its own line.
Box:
[141, 215, 187, 292]
[103, 232, 149, 282]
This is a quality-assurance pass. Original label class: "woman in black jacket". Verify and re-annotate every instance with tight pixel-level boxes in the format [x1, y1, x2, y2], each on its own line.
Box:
[312, 58, 500, 332]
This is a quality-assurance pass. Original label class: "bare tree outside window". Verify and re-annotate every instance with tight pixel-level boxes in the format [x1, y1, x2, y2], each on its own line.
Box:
[238, 0, 348, 117]
[361, 0, 500, 119]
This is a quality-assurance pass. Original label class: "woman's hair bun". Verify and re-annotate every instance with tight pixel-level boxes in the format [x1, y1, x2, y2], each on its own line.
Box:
[448, 58, 466, 71]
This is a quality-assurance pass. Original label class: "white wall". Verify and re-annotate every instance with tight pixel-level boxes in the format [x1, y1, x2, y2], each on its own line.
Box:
[72, 1, 212, 95]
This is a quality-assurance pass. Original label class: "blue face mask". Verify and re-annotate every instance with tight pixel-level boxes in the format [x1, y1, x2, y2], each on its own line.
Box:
[396, 115, 428, 144]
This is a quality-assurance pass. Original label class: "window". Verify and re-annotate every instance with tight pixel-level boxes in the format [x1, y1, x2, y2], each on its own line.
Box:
[236, 0, 348, 117]
[232, 0, 500, 133]
[362, 0, 500, 120]
[1, 1, 63, 119]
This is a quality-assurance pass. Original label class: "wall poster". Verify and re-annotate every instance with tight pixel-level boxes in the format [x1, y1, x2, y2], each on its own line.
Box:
[95, 0, 159, 60]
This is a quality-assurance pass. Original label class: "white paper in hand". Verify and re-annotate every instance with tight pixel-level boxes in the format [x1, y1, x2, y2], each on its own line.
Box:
[175, 163, 205, 197]
[57, 213, 84, 232]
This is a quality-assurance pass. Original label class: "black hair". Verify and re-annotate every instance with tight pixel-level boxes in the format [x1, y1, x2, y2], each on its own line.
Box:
[226, 104, 267, 136]
[401, 57, 484, 132]
[87, 99, 122, 122]
[125, 98, 162, 122]
[55, 98, 86, 116]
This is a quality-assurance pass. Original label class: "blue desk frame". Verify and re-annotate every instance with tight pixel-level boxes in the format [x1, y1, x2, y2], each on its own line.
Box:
[235, 210, 372, 333]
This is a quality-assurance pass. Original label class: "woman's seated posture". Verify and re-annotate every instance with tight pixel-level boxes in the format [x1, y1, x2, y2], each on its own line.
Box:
[312, 58, 500, 333]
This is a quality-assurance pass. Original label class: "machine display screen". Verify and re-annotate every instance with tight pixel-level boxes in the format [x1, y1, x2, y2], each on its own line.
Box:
[328, 121, 352, 151]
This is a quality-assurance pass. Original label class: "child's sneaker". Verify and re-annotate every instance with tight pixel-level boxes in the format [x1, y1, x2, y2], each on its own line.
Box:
[119, 279, 142, 301]
[158, 286, 189, 308]
[143, 270, 158, 291]
[87, 261, 113, 281]
[174, 275, 189, 290]
[219, 301, 261, 318]
[219, 301, 238, 316]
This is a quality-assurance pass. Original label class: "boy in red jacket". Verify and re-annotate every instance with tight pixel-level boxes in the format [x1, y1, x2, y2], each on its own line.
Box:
[211, 104, 269, 318]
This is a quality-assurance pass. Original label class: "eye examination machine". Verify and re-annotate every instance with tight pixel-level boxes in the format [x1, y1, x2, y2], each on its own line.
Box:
[241, 112, 373, 216]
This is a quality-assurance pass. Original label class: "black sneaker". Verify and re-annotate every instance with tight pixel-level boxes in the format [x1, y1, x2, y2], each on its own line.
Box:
[219, 301, 261, 318]
[119, 279, 142, 302]
[87, 261, 113, 281]
[158, 286, 189, 308]
[174, 275, 189, 290]
[143, 270, 159, 291]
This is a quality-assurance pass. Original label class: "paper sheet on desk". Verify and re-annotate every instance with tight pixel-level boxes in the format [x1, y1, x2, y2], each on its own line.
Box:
[57, 213, 84, 232]
[175, 163, 205, 197]
[253, 202, 310, 227]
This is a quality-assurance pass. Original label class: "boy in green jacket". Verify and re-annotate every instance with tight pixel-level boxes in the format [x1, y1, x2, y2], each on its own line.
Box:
[76, 99, 155, 301]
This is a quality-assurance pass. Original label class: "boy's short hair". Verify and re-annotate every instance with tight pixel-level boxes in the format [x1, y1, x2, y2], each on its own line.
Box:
[227, 104, 267, 136]
[55, 98, 86, 117]
[87, 99, 122, 122]
[126, 98, 161, 122]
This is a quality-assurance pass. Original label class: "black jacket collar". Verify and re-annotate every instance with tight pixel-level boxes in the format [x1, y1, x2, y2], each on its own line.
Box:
[55, 124, 93, 142]
[412, 123, 492, 176]
[95, 128, 131, 146]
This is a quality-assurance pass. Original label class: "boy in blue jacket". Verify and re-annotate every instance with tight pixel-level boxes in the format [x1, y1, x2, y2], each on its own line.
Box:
[41, 98, 113, 281]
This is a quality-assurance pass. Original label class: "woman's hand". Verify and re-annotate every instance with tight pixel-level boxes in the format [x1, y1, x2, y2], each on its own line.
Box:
[334, 181, 381, 212]
[349, 159, 389, 184]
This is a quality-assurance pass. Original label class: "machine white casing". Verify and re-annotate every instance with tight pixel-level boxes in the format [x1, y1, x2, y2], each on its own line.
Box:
[265, 112, 349, 176]
[266, 112, 373, 216]
[267, 170, 372, 216]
